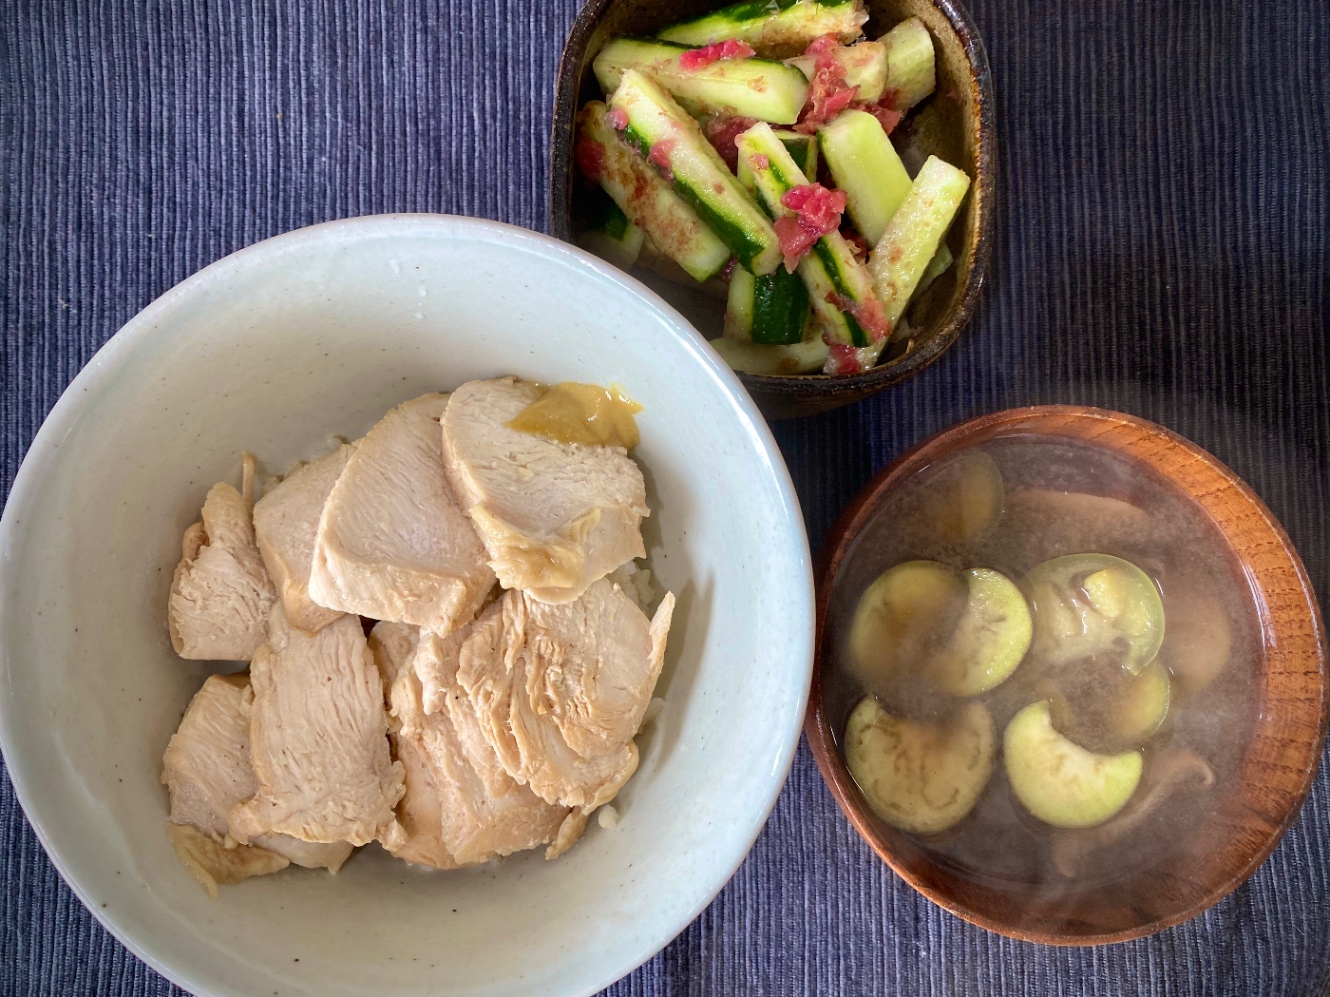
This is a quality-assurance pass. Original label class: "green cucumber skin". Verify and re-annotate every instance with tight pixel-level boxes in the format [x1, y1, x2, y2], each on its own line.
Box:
[670, 0, 796, 28]
[619, 122, 769, 271]
[738, 121, 879, 348]
[592, 38, 808, 124]
[585, 186, 631, 240]
[808, 241, 867, 346]
[580, 188, 645, 267]
[577, 102, 729, 282]
[750, 269, 810, 344]
[658, 0, 865, 56]
[611, 70, 780, 274]
[774, 130, 819, 177]
[661, 0, 854, 36]
[725, 265, 808, 344]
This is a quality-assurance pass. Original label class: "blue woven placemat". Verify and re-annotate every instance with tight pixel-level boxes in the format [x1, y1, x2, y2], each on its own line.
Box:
[3, 0, 1328, 994]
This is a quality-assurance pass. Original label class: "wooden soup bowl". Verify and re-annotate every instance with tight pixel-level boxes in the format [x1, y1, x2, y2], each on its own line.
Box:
[550, 0, 996, 418]
[806, 406, 1328, 943]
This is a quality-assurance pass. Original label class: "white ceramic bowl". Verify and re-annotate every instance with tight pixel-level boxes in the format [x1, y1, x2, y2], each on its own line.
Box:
[0, 215, 813, 997]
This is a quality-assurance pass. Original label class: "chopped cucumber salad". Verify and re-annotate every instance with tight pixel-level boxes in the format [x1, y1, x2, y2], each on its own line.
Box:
[573, 0, 970, 377]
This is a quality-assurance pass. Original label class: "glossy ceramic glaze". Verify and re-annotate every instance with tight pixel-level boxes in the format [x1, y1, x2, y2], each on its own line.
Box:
[550, 0, 996, 417]
[806, 406, 1328, 943]
[0, 215, 816, 996]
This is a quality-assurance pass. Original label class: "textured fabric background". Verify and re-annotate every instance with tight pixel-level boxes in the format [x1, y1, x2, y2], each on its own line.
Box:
[2, 0, 1328, 994]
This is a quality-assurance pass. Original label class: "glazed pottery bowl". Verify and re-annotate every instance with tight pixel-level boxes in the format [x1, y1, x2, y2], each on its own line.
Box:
[550, 0, 996, 417]
[0, 215, 816, 996]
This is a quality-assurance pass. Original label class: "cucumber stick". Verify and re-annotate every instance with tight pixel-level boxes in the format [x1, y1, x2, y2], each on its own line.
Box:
[712, 331, 829, 374]
[885, 245, 952, 344]
[736, 131, 818, 196]
[774, 129, 819, 177]
[578, 188, 645, 269]
[787, 39, 888, 102]
[868, 154, 970, 330]
[818, 109, 912, 244]
[880, 17, 935, 110]
[593, 38, 808, 124]
[576, 102, 729, 281]
[916, 243, 954, 296]
[638, 237, 729, 299]
[725, 265, 810, 344]
[658, 0, 868, 59]
[611, 70, 781, 275]
[736, 121, 882, 348]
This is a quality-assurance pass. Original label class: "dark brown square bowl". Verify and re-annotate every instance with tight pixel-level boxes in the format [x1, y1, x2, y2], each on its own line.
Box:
[550, 0, 996, 418]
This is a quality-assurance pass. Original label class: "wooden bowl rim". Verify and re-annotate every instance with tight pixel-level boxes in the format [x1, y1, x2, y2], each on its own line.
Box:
[804, 404, 1330, 945]
[549, 0, 997, 404]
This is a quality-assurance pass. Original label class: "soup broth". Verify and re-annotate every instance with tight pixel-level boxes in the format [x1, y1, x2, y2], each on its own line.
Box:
[825, 436, 1260, 890]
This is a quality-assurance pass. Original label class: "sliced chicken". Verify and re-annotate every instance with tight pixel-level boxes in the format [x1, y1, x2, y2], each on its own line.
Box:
[309, 393, 495, 633]
[253, 444, 355, 633]
[165, 824, 288, 899]
[441, 378, 649, 603]
[230, 606, 406, 848]
[161, 672, 353, 895]
[371, 621, 574, 867]
[168, 456, 277, 660]
[414, 625, 587, 859]
[457, 579, 675, 810]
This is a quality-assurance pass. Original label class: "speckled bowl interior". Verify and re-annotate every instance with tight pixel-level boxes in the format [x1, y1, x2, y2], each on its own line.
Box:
[0, 216, 814, 997]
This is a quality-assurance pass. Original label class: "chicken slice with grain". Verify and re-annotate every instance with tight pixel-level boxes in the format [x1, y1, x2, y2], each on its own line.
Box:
[458, 579, 675, 811]
[168, 455, 277, 660]
[253, 443, 355, 633]
[441, 378, 649, 604]
[161, 673, 353, 896]
[230, 606, 406, 849]
[372, 621, 578, 866]
[308, 394, 495, 633]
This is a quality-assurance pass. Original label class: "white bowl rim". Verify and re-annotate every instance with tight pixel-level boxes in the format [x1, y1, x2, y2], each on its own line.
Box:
[0, 212, 815, 997]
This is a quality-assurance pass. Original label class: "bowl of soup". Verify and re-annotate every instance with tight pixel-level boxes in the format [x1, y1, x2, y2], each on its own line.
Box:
[806, 405, 1328, 944]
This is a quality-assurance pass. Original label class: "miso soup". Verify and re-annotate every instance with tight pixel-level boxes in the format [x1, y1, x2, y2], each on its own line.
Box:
[825, 438, 1259, 888]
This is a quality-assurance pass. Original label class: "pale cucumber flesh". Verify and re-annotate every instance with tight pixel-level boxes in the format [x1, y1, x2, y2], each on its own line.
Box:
[915, 243, 954, 298]
[711, 332, 828, 374]
[867, 155, 970, 330]
[658, 0, 868, 59]
[736, 121, 881, 348]
[787, 38, 888, 102]
[593, 37, 809, 124]
[879, 16, 935, 110]
[611, 69, 781, 274]
[818, 109, 912, 245]
[576, 102, 729, 281]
